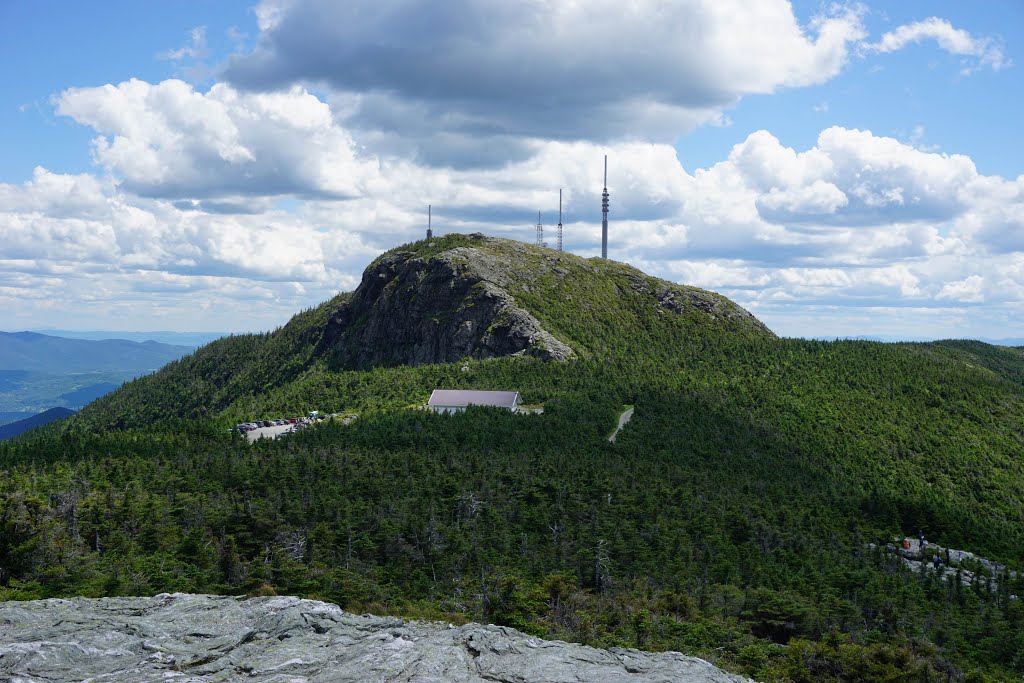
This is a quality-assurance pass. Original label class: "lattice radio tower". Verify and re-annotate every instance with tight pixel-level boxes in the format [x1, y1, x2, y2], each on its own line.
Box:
[535, 211, 545, 247]
[426, 204, 432, 240]
[601, 155, 609, 258]
[557, 189, 563, 252]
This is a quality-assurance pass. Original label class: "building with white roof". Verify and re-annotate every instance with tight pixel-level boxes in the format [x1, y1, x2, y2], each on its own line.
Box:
[427, 389, 520, 414]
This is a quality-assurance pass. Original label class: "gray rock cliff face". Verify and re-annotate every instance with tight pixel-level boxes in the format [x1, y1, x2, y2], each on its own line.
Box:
[321, 240, 576, 368]
[0, 594, 754, 683]
[318, 234, 772, 370]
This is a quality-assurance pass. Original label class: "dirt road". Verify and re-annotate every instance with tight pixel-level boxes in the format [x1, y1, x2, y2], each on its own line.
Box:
[608, 406, 634, 443]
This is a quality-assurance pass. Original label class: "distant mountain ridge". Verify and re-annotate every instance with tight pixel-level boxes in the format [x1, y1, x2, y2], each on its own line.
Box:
[0, 331, 193, 374]
[0, 406, 75, 440]
[815, 334, 1024, 347]
[32, 329, 225, 347]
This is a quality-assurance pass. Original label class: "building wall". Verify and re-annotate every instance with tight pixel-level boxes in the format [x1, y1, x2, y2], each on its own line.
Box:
[430, 405, 465, 414]
[428, 404, 519, 414]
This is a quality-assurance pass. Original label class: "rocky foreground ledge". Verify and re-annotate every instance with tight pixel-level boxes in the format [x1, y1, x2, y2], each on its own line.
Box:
[0, 593, 753, 682]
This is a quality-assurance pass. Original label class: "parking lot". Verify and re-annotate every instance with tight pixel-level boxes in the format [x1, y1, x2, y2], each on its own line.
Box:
[244, 423, 296, 443]
[235, 414, 355, 443]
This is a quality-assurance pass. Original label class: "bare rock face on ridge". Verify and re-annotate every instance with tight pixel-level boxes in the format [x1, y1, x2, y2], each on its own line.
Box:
[322, 237, 577, 368]
[319, 234, 772, 369]
[0, 593, 755, 683]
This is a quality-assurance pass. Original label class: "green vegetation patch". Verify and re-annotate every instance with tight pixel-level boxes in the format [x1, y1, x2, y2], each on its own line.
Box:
[6, 238, 1024, 681]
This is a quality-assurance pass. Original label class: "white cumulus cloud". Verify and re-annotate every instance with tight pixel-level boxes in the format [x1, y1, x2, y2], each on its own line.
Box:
[221, 0, 865, 165]
[936, 275, 985, 303]
[5, 74, 1024, 338]
[55, 80, 382, 200]
[866, 17, 1008, 73]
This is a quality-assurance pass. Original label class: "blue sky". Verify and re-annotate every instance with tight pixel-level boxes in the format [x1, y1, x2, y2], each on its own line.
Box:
[1, 1, 1022, 339]
[681, 2, 1024, 177]
[0, 1, 254, 180]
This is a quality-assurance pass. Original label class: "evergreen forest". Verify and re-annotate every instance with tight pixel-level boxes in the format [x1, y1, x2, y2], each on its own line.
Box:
[2, 236, 1023, 682]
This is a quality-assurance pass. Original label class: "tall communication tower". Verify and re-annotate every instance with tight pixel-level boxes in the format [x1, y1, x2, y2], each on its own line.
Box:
[601, 156, 609, 259]
[557, 189, 563, 252]
[426, 205, 433, 240]
[535, 211, 545, 247]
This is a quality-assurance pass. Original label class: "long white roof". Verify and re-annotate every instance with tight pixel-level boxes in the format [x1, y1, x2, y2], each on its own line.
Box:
[428, 389, 520, 408]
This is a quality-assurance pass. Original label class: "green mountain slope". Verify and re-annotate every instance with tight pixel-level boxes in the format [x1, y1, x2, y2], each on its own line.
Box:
[74, 293, 350, 428]
[74, 234, 771, 429]
[3, 236, 1024, 682]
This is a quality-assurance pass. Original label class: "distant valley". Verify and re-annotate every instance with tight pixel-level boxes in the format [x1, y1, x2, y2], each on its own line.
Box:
[0, 331, 195, 428]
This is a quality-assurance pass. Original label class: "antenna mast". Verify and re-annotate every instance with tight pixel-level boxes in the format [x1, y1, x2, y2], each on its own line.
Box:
[557, 189, 563, 252]
[426, 205, 432, 240]
[601, 156, 609, 259]
[535, 211, 545, 247]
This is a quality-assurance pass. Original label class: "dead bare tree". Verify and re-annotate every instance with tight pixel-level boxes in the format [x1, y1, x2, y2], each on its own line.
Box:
[593, 539, 612, 593]
[456, 491, 485, 522]
[275, 528, 308, 561]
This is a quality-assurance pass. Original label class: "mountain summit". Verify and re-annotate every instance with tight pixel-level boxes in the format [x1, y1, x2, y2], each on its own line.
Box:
[76, 235, 772, 428]
[322, 234, 772, 368]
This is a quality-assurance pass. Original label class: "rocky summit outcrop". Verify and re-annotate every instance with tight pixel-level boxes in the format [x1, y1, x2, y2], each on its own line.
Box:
[0, 593, 754, 683]
[872, 538, 1020, 593]
[320, 234, 771, 369]
[322, 237, 576, 368]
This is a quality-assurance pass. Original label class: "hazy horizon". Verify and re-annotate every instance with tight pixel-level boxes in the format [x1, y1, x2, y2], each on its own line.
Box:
[6, 328, 1022, 349]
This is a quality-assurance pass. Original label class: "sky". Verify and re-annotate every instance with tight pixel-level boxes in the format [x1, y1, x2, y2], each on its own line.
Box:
[1, 1, 1022, 340]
